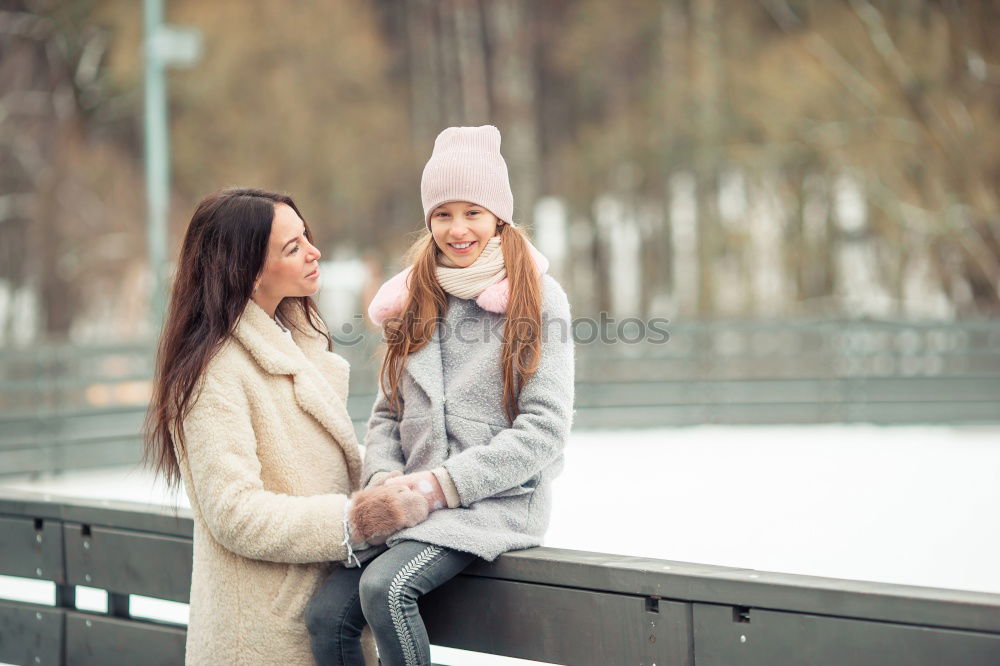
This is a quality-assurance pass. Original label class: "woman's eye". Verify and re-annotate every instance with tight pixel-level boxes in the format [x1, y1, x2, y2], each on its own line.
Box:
[468, 210, 480, 216]
[289, 245, 300, 255]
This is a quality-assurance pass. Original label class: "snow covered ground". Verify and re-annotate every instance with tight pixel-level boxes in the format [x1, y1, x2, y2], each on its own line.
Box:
[2, 423, 999, 665]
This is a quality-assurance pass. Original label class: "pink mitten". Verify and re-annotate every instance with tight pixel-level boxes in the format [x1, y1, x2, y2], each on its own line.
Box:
[366, 470, 403, 489]
[384, 470, 448, 511]
[349, 484, 429, 545]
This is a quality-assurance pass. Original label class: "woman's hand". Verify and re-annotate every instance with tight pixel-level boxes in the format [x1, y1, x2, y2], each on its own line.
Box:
[384, 471, 448, 511]
[349, 484, 429, 545]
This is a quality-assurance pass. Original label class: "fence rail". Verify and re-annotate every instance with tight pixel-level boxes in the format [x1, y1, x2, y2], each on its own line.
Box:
[2, 318, 999, 476]
[1, 490, 1000, 665]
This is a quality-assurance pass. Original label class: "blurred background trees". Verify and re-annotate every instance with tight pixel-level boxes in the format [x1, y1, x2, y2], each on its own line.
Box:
[1, 0, 998, 344]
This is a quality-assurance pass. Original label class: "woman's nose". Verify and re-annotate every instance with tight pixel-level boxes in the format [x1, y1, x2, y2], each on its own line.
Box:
[308, 242, 321, 261]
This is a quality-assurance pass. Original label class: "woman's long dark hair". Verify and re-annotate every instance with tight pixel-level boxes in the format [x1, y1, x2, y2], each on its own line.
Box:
[143, 187, 329, 487]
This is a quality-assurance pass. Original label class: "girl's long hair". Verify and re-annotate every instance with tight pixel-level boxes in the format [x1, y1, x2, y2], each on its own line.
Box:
[143, 187, 329, 488]
[379, 223, 542, 422]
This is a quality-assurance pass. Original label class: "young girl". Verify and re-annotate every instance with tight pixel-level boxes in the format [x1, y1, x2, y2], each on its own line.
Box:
[305, 126, 575, 666]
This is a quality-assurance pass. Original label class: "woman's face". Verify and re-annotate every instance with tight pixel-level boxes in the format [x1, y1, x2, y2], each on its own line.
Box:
[429, 201, 500, 268]
[254, 203, 322, 308]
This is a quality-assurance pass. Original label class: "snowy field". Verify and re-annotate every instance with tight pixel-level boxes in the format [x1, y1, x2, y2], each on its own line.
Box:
[2, 424, 1000, 665]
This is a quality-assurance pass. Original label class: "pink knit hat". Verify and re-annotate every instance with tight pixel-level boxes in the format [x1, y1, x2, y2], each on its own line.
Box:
[420, 125, 514, 229]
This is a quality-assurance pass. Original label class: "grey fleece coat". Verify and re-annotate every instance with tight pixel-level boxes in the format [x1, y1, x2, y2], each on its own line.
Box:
[363, 274, 574, 560]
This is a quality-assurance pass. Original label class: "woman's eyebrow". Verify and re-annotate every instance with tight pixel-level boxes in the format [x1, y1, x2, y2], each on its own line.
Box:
[281, 227, 305, 250]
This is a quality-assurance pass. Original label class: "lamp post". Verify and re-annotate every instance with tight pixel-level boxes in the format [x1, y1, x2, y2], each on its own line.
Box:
[143, 0, 201, 333]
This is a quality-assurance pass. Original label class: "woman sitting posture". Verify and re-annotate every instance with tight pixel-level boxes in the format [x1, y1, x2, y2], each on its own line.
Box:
[306, 126, 575, 666]
[144, 188, 425, 665]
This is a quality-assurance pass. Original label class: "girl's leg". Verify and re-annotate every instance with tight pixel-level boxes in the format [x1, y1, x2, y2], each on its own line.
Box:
[359, 541, 476, 666]
[305, 564, 367, 666]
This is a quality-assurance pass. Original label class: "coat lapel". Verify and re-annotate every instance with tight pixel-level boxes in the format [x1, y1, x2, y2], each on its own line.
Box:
[233, 301, 363, 488]
[404, 325, 445, 405]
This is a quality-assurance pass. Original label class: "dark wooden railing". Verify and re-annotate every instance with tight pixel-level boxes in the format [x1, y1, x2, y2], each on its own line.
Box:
[2, 489, 1000, 665]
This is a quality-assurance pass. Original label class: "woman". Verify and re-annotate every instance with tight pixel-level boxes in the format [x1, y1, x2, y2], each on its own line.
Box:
[306, 126, 575, 666]
[144, 188, 425, 665]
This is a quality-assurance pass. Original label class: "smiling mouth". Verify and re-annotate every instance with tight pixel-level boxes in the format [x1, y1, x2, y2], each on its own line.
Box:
[448, 241, 475, 250]
[305, 268, 319, 278]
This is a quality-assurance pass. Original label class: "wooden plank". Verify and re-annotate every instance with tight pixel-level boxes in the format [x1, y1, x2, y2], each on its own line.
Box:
[50, 437, 143, 471]
[575, 357, 1000, 383]
[465, 548, 1000, 635]
[862, 377, 1000, 399]
[59, 498, 194, 539]
[0, 408, 144, 450]
[424, 576, 656, 665]
[3, 489, 1000, 662]
[692, 602, 1000, 666]
[54, 413, 145, 446]
[0, 448, 60, 477]
[571, 401, 1000, 428]
[846, 401, 1000, 424]
[64, 611, 185, 666]
[0, 600, 64, 666]
[0, 516, 64, 582]
[0, 492, 68, 525]
[64, 524, 192, 603]
[572, 378, 1000, 409]
[571, 403, 836, 428]
[653, 599, 695, 666]
[0, 415, 49, 446]
[0, 489, 193, 538]
[0, 440, 142, 478]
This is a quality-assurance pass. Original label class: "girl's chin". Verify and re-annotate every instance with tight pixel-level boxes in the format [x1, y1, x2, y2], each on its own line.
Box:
[445, 249, 483, 267]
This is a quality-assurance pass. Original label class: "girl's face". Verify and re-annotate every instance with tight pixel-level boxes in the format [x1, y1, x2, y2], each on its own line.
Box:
[253, 203, 322, 312]
[429, 201, 501, 268]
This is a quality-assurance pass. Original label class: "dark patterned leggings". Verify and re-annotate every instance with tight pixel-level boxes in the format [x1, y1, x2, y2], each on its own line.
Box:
[305, 540, 476, 666]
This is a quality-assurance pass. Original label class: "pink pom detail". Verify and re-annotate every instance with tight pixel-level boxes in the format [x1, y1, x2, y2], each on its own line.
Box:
[477, 280, 510, 313]
[367, 268, 412, 326]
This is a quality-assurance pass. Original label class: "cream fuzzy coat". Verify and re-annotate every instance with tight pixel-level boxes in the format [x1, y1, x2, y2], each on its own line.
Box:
[177, 300, 375, 665]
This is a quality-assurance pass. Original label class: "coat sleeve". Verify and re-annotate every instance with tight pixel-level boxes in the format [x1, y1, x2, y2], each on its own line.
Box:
[180, 368, 350, 564]
[362, 385, 406, 486]
[442, 280, 575, 506]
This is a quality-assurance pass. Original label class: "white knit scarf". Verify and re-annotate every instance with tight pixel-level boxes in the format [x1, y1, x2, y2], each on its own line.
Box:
[435, 235, 506, 300]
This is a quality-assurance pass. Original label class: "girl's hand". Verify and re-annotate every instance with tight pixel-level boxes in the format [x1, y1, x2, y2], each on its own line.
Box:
[366, 470, 403, 489]
[384, 471, 448, 511]
[349, 484, 429, 545]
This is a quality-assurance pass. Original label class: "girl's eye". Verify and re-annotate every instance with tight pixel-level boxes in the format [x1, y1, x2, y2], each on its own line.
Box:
[289, 245, 300, 255]
[468, 210, 480, 216]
